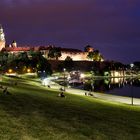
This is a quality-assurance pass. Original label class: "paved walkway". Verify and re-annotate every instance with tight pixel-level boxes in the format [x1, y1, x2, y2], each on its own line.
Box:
[50, 84, 140, 106]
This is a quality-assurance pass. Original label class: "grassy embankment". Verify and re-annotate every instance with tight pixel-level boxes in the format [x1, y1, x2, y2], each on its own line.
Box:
[0, 76, 140, 140]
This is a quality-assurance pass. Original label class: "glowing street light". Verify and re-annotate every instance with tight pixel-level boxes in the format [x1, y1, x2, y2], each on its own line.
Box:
[130, 63, 134, 77]
[8, 69, 13, 73]
[27, 68, 31, 73]
[80, 73, 85, 79]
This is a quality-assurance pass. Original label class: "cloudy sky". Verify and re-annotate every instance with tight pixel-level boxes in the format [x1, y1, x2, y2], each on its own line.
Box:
[0, 0, 140, 63]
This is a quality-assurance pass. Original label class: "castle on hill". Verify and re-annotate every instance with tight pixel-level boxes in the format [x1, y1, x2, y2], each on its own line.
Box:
[0, 25, 5, 51]
[0, 25, 96, 61]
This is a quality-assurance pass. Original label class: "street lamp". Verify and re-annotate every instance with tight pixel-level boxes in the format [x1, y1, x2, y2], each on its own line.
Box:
[27, 68, 31, 73]
[130, 63, 134, 105]
[130, 63, 134, 77]
[63, 68, 66, 91]
[90, 71, 94, 91]
[130, 81, 133, 105]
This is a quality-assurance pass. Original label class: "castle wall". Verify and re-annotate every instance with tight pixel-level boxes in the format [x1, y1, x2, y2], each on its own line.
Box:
[43, 50, 88, 61]
[59, 52, 88, 61]
[6, 46, 90, 61]
[0, 25, 90, 61]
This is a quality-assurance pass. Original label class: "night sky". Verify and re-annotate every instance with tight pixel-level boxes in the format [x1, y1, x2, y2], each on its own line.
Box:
[0, 0, 140, 64]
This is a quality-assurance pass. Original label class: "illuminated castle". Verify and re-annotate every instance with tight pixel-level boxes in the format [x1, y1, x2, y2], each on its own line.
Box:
[0, 25, 5, 51]
[4, 45, 89, 61]
[0, 25, 97, 61]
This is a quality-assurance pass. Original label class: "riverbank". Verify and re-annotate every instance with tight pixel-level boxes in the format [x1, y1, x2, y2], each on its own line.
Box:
[50, 83, 140, 105]
[0, 76, 140, 139]
[14, 74, 140, 105]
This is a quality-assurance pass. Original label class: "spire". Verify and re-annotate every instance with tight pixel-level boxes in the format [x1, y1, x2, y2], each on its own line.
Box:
[0, 24, 5, 50]
[0, 24, 3, 33]
[0, 24, 5, 41]
[12, 40, 17, 47]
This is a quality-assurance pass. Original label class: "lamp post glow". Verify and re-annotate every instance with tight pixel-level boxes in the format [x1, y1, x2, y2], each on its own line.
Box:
[130, 63, 134, 77]
[80, 73, 85, 79]
[27, 68, 31, 73]
[8, 69, 12, 73]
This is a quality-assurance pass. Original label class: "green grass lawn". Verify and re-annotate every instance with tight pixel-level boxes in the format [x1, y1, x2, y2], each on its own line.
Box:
[0, 76, 140, 140]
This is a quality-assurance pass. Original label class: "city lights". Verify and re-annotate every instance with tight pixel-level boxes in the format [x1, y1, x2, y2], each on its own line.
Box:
[27, 68, 31, 73]
[8, 69, 13, 73]
[80, 73, 85, 79]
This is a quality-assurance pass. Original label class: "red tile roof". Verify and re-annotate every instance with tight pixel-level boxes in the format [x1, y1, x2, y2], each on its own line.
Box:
[3, 47, 31, 52]
[3, 46, 83, 52]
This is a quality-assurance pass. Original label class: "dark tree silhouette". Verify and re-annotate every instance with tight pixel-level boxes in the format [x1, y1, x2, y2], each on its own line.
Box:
[48, 46, 62, 60]
[63, 56, 74, 71]
[87, 50, 104, 61]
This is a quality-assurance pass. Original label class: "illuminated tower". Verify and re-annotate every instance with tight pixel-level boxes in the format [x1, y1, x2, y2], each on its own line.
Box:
[12, 40, 17, 47]
[0, 24, 5, 51]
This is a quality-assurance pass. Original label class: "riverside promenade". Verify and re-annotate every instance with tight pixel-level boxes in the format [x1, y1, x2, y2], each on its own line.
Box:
[50, 84, 140, 106]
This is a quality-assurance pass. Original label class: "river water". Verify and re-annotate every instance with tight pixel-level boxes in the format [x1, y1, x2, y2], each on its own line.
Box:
[72, 77, 140, 98]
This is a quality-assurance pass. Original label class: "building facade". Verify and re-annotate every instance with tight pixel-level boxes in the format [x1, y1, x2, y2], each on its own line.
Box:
[0, 25, 96, 61]
[4, 45, 89, 61]
[0, 25, 5, 51]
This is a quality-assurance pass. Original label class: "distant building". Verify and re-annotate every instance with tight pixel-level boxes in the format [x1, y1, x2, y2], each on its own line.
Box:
[12, 40, 17, 48]
[3, 45, 89, 61]
[0, 25, 103, 61]
[84, 45, 94, 52]
[0, 25, 5, 51]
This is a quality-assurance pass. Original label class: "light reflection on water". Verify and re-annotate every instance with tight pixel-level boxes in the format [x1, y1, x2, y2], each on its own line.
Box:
[106, 78, 140, 98]
[73, 77, 140, 98]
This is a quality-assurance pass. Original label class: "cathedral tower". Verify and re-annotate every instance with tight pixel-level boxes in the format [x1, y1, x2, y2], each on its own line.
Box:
[0, 24, 5, 51]
[12, 40, 17, 47]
